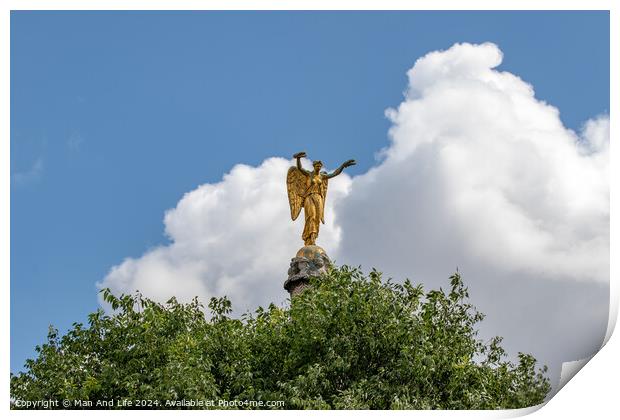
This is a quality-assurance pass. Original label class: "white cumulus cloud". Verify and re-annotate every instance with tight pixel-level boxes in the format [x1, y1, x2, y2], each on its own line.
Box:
[98, 157, 351, 313]
[338, 42, 609, 285]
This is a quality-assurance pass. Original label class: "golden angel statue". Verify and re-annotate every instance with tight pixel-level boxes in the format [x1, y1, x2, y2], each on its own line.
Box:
[287, 151, 356, 246]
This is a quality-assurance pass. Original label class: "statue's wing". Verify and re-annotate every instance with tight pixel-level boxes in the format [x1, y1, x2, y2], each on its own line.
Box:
[287, 167, 306, 221]
[320, 175, 328, 224]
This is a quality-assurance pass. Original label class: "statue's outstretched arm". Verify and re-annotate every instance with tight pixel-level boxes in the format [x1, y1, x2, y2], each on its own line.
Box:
[293, 151, 310, 175]
[326, 159, 356, 179]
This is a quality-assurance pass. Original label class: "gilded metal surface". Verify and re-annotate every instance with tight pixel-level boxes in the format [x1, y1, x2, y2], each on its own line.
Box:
[295, 245, 327, 259]
[287, 152, 355, 246]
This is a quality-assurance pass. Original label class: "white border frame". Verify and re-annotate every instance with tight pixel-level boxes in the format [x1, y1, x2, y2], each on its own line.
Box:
[2, 1, 616, 419]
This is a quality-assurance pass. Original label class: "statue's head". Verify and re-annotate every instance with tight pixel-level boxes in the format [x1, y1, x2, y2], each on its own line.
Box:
[312, 160, 323, 171]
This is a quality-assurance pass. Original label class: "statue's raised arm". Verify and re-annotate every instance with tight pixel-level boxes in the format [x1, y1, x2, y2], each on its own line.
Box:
[293, 151, 310, 175]
[325, 159, 356, 179]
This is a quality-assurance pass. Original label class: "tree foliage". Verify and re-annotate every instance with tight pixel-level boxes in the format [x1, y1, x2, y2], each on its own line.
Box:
[11, 266, 550, 409]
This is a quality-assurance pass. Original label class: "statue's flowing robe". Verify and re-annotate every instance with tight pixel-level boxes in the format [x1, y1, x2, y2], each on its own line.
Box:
[287, 167, 328, 246]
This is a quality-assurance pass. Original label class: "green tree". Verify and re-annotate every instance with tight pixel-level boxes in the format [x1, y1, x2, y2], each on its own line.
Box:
[11, 266, 550, 409]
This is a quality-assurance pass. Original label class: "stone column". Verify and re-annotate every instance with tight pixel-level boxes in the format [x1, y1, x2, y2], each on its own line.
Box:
[284, 245, 331, 297]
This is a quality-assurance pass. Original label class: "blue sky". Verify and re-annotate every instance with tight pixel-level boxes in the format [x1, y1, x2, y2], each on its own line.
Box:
[10, 11, 609, 374]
